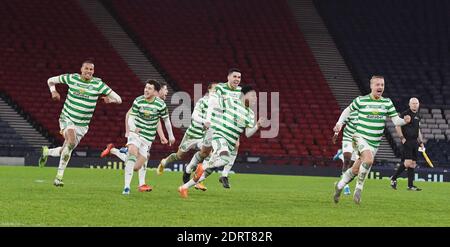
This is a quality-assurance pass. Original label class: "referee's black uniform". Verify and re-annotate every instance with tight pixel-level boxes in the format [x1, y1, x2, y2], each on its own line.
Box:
[390, 109, 422, 190]
[400, 109, 421, 162]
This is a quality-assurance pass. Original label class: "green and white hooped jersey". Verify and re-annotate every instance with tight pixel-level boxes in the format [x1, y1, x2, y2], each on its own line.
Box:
[185, 95, 209, 139]
[342, 110, 358, 143]
[130, 96, 169, 143]
[211, 82, 242, 111]
[58, 73, 112, 126]
[212, 99, 255, 150]
[350, 94, 398, 148]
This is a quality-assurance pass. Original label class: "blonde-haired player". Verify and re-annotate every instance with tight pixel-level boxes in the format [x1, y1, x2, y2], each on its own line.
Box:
[333, 75, 411, 204]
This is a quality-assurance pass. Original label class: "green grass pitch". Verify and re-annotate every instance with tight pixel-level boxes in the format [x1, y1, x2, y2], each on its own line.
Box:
[1, 166, 449, 226]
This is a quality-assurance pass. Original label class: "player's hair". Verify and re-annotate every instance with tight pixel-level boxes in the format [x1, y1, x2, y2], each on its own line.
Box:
[207, 81, 218, 90]
[159, 81, 167, 88]
[241, 85, 255, 95]
[370, 75, 384, 84]
[145, 79, 161, 91]
[228, 68, 241, 75]
[82, 58, 95, 66]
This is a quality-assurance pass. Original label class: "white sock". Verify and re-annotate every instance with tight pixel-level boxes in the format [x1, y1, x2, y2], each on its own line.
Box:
[222, 164, 232, 177]
[124, 154, 137, 189]
[56, 144, 74, 179]
[48, 147, 62, 157]
[197, 173, 207, 183]
[111, 148, 127, 162]
[210, 156, 228, 169]
[337, 168, 356, 189]
[182, 179, 197, 189]
[186, 152, 202, 174]
[355, 163, 371, 191]
[222, 151, 237, 177]
[138, 164, 147, 186]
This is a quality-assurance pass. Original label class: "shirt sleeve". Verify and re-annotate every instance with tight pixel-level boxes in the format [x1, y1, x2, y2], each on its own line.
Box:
[98, 81, 112, 95]
[159, 103, 169, 119]
[58, 74, 71, 84]
[387, 99, 398, 117]
[246, 109, 256, 128]
[130, 99, 139, 116]
[349, 97, 360, 111]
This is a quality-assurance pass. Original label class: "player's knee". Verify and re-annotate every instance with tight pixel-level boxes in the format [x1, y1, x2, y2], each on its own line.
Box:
[404, 159, 413, 167]
[361, 154, 374, 166]
[199, 149, 211, 158]
[364, 159, 374, 166]
[352, 166, 360, 174]
[133, 164, 142, 171]
[128, 145, 138, 156]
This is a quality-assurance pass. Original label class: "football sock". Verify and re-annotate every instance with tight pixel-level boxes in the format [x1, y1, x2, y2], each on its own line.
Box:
[48, 147, 62, 157]
[186, 152, 202, 174]
[407, 167, 414, 187]
[163, 153, 180, 167]
[392, 163, 406, 180]
[56, 144, 75, 179]
[182, 179, 197, 189]
[111, 148, 127, 162]
[222, 164, 232, 177]
[138, 163, 147, 186]
[337, 168, 356, 190]
[355, 163, 371, 191]
[124, 154, 137, 189]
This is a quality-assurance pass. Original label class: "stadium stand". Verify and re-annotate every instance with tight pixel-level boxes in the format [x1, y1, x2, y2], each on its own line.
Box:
[315, 0, 450, 166]
[0, 119, 31, 156]
[105, 0, 342, 162]
[0, 0, 165, 154]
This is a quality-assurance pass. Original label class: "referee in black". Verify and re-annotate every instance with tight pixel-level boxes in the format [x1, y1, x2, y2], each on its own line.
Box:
[390, 97, 425, 191]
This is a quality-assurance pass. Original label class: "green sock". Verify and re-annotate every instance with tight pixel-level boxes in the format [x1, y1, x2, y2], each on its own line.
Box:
[163, 153, 180, 166]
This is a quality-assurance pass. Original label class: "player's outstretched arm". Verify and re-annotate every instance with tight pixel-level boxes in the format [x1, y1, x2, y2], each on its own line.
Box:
[156, 120, 168, 144]
[245, 117, 264, 137]
[124, 108, 131, 137]
[127, 114, 140, 134]
[204, 92, 220, 129]
[102, 90, 122, 104]
[334, 105, 351, 133]
[163, 117, 175, 146]
[47, 76, 61, 101]
[391, 115, 410, 126]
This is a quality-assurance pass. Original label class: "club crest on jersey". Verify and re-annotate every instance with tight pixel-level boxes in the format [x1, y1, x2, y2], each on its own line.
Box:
[141, 106, 156, 118]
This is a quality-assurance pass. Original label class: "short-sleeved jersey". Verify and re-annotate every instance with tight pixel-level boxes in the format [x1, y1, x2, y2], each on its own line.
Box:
[210, 82, 242, 112]
[399, 109, 421, 140]
[58, 73, 112, 126]
[130, 96, 169, 142]
[342, 110, 358, 143]
[185, 95, 209, 139]
[211, 82, 241, 102]
[350, 94, 398, 148]
[212, 99, 255, 149]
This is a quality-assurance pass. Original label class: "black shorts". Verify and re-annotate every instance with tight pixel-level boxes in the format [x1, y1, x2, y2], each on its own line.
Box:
[401, 140, 418, 161]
